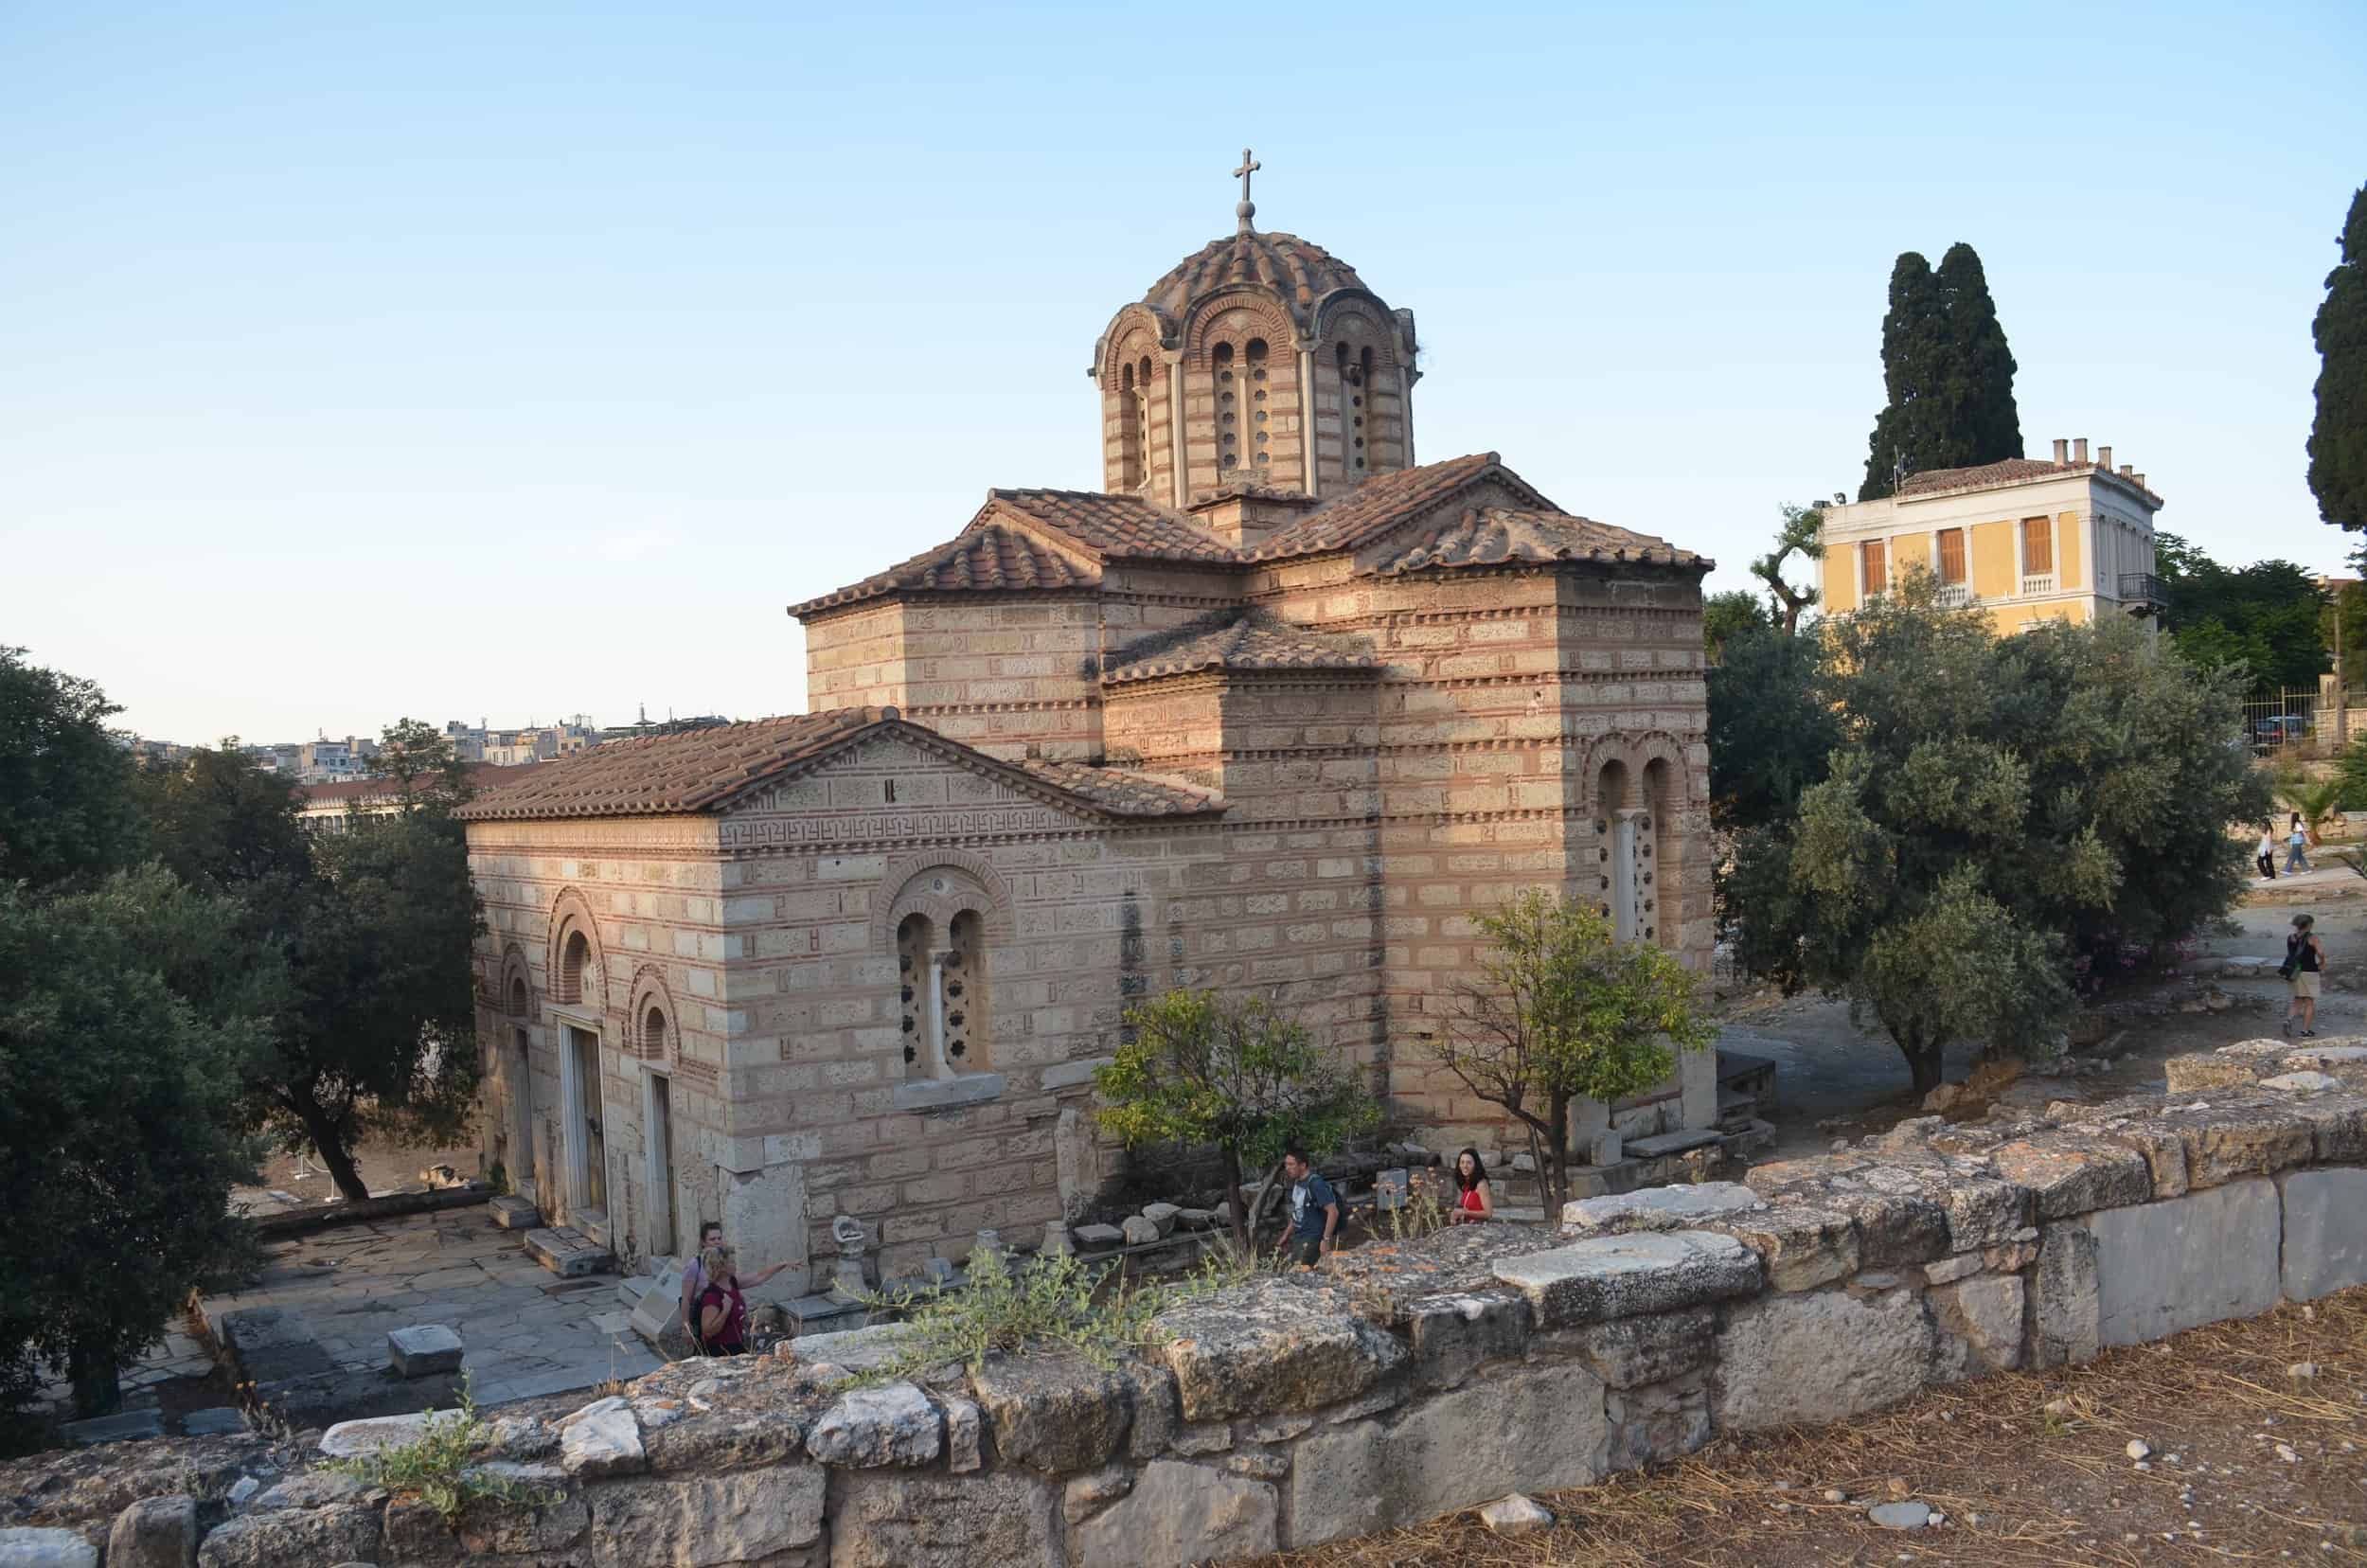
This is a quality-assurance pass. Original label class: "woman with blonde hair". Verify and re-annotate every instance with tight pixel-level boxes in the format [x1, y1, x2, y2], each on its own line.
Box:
[692, 1242, 791, 1356]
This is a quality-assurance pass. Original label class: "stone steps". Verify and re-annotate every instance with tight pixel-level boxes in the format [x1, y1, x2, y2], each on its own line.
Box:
[522, 1227, 613, 1279]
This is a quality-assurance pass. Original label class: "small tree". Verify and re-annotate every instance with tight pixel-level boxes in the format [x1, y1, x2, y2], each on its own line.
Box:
[366, 718, 473, 814]
[1094, 990, 1379, 1251]
[1702, 590, 1771, 666]
[1427, 890, 1714, 1213]
[1749, 505, 1825, 636]
[2274, 768, 2344, 845]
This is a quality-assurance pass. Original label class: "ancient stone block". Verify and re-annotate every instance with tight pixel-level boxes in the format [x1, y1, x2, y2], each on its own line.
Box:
[1158, 1287, 1407, 1421]
[1713, 1285, 1932, 1433]
[970, 1354, 1130, 1475]
[2031, 1222, 2099, 1368]
[1067, 1459, 1277, 1568]
[1705, 1202, 1860, 1292]
[1987, 1136, 2151, 1221]
[942, 1396, 982, 1474]
[109, 1496, 196, 1568]
[807, 1382, 942, 1468]
[386, 1324, 464, 1378]
[1289, 1422, 1386, 1547]
[2162, 1053, 2260, 1093]
[1381, 1360, 1609, 1527]
[317, 1411, 436, 1459]
[488, 1194, 542, 1230]
[194, 1506, 379, 1568]
[1402, 1289, 1529, 1390]
[2164, 1103, 2315, 1190]
[2280, 1167, 2367, 1301]
[830, 1471, 1054, 1568]
[1605, 1376, 1711, 1470]
[0, 1529, 98, 1568]
[586, 1470, 826, 1567]
[561, 1402, 646, 1479]
[1548, 1305, 1715, 1389]
[524, 1226, 611, 1278]
[1819, 1188, 1949, 1268]
[1119, 1362, 1179, 1460]
[1558, 1182, 1763, 1235]
[1930, 1274, 2025, 1375]
[1492, 1231, 1759, 1327]
[2090, 1179, 2279, 1347]
[642, 1410, 803, 1473]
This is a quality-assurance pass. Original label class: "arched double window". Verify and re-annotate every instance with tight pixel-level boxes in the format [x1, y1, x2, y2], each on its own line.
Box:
[892, 876, 997, 1079]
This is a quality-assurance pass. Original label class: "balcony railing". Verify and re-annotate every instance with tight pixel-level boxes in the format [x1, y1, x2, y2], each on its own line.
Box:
[2119, 572, 2165, 606]
[2020, 573, 2056, 597]
[1933, 581, 1971, 609]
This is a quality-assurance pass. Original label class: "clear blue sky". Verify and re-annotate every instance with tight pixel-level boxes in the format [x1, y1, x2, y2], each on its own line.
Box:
[4, 1, 2361, 743]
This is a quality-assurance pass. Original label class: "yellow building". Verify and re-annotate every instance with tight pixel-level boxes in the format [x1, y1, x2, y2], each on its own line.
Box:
[1816, 437, 2164, 633]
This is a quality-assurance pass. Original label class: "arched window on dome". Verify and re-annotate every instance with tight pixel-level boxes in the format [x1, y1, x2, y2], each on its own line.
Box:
[1213, 341, 1238, 474]
[1117, 361, 1145, 493]
[1245, 340, 1271, 472]
[1135, 356, 1154, 493]
[1353, 346, 1375, 474]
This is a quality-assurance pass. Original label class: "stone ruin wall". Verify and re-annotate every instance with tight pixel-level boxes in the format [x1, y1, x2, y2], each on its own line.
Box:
[23, 1042, 2367, 1568]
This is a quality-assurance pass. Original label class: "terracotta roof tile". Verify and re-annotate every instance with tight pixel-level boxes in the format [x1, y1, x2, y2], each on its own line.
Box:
[991, 489, 1241, 563]
[788, 525, 1100, 617]
[1102, 611, 1379, 686]
[1376, 507, 1710, 574]
[1143, 230, 1366, 332]
[1250, 454, 1559, 560]
[454, 709, 892, 820]
[1896, 456, 2161, 506]
[1009, 759, 1226, 817]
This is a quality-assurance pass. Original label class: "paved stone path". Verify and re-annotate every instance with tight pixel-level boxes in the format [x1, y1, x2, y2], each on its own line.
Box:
[197, 1207, 663, 1411]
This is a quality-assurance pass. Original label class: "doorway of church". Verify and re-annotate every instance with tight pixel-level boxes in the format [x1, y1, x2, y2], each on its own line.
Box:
[569, 1025, 606, 1214]
[645, 1072, 676, 1256]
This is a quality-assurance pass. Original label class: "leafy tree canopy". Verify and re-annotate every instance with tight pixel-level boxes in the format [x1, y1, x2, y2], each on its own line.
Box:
[1095, 989, 1378, 1249]
[2155, 530, 2329, 694]
[2310, 184, 2367, 533]
[1723, 578, 2266, 1092]
[366, 718, 473, 815]
[0, 869, 262, 1418]
[1708, 622, 1842, 835]
[0, 647, 145, 889]
[1702, 591, 1772, 666]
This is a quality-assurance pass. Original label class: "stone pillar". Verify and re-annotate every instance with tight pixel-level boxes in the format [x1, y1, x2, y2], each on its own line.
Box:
[1611, 810, 1646, 944]
[1166, 357, 1188, 508]
[1297, 344, 1320, 498]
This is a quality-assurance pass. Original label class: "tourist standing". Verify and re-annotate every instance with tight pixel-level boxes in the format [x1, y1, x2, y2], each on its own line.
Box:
[678, 1221, 724, 1343]
[1275, 1149, 1339, 1267]
[692, 1242, 793, 1356]
[2258, 826, 2280, 881]
[2287, 813, 2312, 874]
[2283, 914, 2327, 1039]
[1450, 1148, 1494, 1223]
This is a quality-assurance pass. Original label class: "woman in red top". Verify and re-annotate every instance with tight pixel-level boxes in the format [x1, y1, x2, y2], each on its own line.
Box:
[694, 1243, 791, 1356]
[1450, 1148, 1493, 1222]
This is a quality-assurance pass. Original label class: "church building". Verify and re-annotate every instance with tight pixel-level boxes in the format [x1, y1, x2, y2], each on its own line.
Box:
[458, 159, 1718, 1292]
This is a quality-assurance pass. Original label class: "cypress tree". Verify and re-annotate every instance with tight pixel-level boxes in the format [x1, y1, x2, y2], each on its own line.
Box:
[1860, 253, 1949, 499]
[1859, 243, 2024, 499]
[1936, 242, 2023, 467]
[2310, 185, 2367, 533]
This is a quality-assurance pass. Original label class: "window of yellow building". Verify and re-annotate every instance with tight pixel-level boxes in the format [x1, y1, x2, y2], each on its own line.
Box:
[2021, 516, 2053, 576]
[1937, 528, 1967, 584]
[1862, 538, 1887, 596]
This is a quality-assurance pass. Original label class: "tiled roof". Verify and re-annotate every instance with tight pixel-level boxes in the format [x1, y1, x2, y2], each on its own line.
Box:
[454, 710, 893, 820]
[1010, 758, 1226, 817]
[1376, 507, 1710, 574]
[787, 525, 1100, 617]
[1143, 230, 1366, 331]
[1895, 457, 2161, 505]
[1102, 611, 1379, 686]
[1251, 454, 1560, 561]
[991, 489, 1241, 563]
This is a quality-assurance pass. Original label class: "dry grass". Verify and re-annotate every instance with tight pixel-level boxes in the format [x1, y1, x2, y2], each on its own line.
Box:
[1255, 1286, 2367, 1567]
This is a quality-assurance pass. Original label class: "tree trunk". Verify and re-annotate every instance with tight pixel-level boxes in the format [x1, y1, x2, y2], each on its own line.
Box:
[67, 1338, 121, 1420]
[1543, 1094, 1574, 1215]
[1897, 1033, 1946, 1096]
[1223, 1148, 1250, 1255]
[293, 1096, 371, 1203]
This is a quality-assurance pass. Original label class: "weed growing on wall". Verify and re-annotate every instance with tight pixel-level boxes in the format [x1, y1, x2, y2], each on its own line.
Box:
[325, 1381, 556, 1526]
[855, 1245, 1246, 1381]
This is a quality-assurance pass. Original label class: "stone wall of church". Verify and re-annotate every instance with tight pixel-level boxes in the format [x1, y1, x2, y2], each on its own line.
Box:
[712, 733, 1230, 1282]
[803, 601, 906, 712]
[467, 817, 734, 1268]
[805, 596, 1104, 762]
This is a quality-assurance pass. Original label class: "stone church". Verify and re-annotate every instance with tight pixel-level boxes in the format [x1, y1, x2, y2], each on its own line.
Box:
[458, 162, 1717, 1292]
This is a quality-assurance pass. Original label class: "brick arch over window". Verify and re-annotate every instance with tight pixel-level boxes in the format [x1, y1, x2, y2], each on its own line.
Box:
[628, 966, 679, 1064]
[546, 888, 606, 1009]
[499, 943, 533, 1019]
[868, 848, 1017, 951]
[878, 853, 1013, 1078]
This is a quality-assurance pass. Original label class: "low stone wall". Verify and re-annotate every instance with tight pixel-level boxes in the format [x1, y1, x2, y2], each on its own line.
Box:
[9, 1037, 2367, 1568]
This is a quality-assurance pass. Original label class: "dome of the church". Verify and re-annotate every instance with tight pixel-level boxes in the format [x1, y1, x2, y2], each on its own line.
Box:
[1143, 230, 1367, 331]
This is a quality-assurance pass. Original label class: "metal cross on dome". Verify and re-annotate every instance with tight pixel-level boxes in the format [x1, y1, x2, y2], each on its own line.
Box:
[1233, 148, 1260, 232]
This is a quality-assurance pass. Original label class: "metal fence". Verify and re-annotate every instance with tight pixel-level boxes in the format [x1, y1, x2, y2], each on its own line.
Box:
[2241, 688, 2366, 757]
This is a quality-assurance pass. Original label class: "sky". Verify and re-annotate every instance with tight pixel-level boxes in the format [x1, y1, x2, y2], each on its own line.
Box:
[3, 1, 2362, 745]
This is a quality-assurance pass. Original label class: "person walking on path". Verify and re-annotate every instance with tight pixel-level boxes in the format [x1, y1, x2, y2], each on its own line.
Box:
[2287, 813, 2312, 874]
[2283, 914, 2327, 1039]
[2258, 826, 2280, 881]
[1275, 1149, 1339, 1267]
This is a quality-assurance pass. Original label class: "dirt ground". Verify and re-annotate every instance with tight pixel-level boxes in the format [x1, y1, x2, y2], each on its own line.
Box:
[1255, 1287, 2367, 1567]
[1728, 893, 2367, 1161]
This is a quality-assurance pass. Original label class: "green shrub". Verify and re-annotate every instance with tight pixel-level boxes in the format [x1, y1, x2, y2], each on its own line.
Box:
[325, 1381, 555, 1526]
